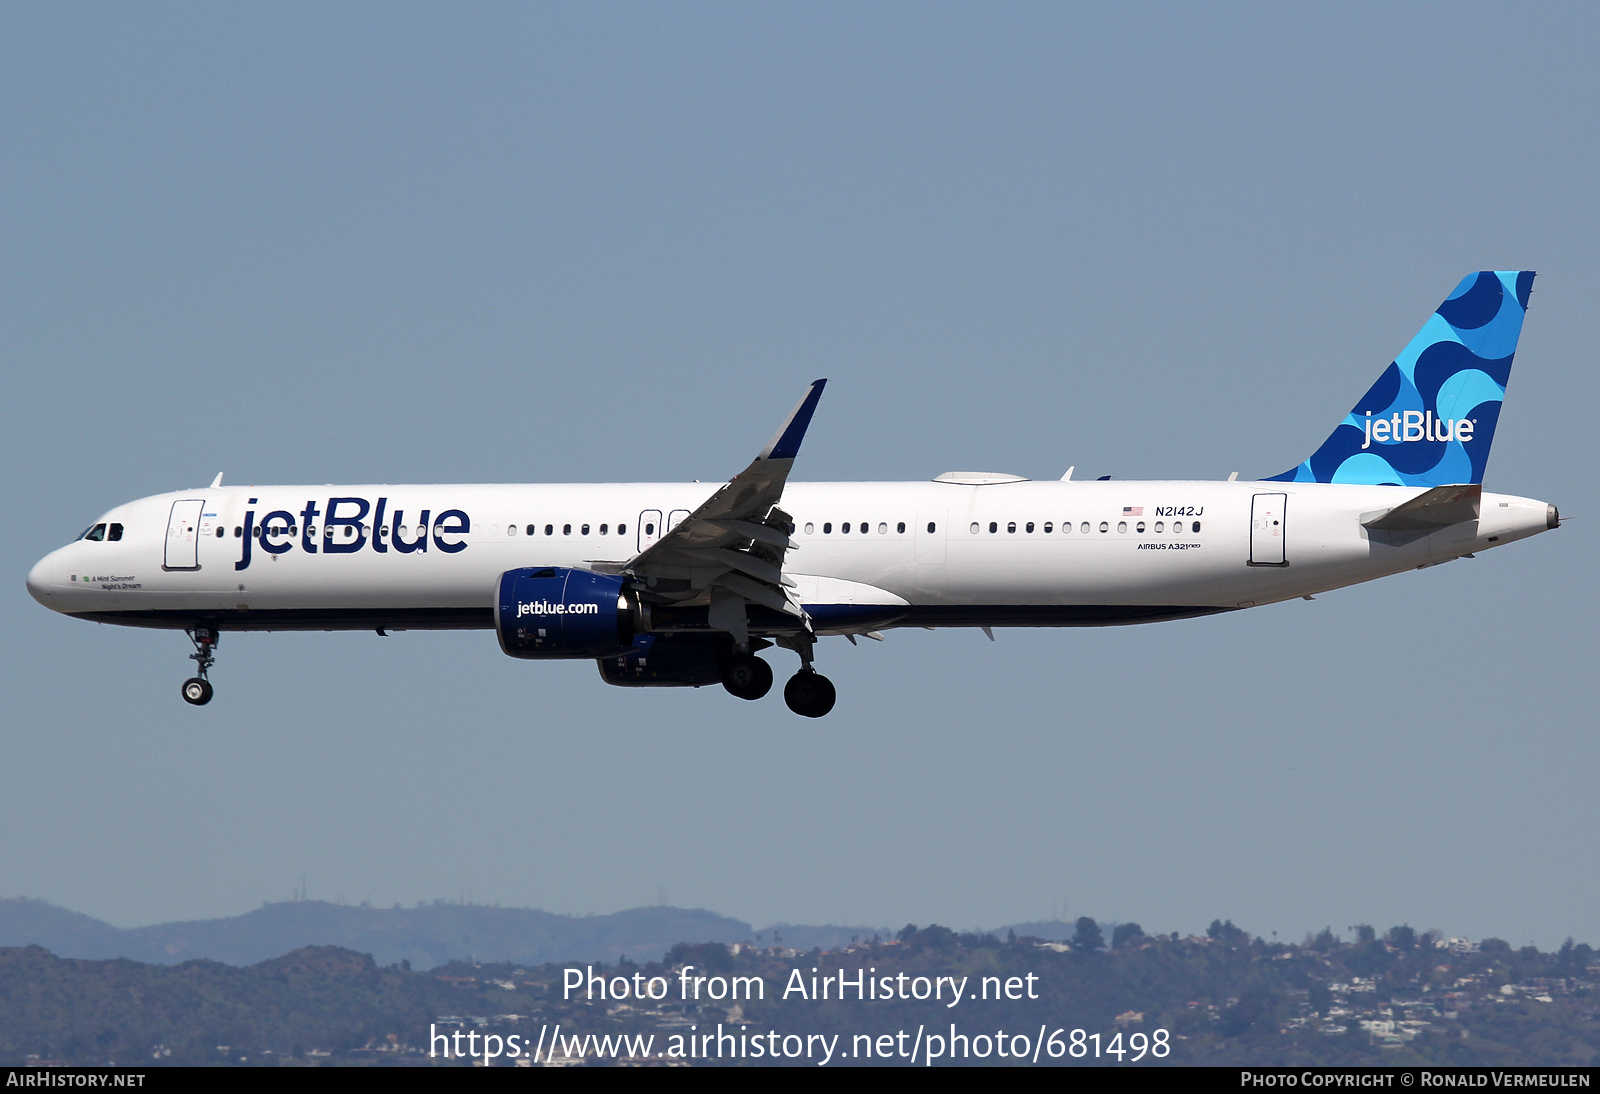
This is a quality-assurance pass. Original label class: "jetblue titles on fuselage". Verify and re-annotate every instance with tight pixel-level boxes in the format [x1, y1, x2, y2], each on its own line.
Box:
[233, 497, 471, 570]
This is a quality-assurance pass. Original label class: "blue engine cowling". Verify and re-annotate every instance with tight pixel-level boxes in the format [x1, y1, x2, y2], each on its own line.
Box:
[497, 567, 635, 658]
[597, 634, 727, 687]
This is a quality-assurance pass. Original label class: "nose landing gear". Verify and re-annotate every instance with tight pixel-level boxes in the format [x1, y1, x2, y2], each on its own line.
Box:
[181, 627, 218, 706]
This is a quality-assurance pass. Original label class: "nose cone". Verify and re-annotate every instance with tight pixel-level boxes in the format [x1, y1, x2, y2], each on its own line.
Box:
[27, 550, 61, 608]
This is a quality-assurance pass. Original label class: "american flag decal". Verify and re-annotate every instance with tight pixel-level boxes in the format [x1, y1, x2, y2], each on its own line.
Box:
[1123, 506, 1143, 516]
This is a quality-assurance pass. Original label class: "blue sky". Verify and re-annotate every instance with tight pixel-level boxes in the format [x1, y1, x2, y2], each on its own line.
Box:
[2, 3, 1596, 945]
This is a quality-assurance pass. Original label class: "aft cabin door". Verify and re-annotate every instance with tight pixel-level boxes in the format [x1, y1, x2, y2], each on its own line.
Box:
[637, 510, 663, 553]
[1250, 493, 1287, 565]
[163, 499, 205, 571]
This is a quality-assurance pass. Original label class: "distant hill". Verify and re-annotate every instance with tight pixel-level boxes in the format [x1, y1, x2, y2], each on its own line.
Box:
[0, 897, 1093, 970]
[0, 898, 754, 969]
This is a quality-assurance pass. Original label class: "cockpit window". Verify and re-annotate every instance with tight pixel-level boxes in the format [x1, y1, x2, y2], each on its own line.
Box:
[83, 524, 107, 542]
[108, 523, 124, 541]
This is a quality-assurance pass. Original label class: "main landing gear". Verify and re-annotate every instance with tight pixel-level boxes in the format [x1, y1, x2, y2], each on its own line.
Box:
[719, 634, 837, 717]
[181, 627, 217, 706]
[720, 652, 774, 701]
[783, 670, 835, 719]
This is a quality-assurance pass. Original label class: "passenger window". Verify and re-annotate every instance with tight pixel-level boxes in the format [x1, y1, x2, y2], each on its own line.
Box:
[1154, 521, 1164, 533]
[824, 523, 833, 534]
[563, 524, 572, 535]
[841, 522, 850, 534]
[897, 522, 906, 534]
[969, 522, 979, 534]
[1080, 522, 1090, 534]
[234, 527, 243, 538]
[581, 524, 590, 535]
[1007, 522, 1016, 534]
[618, 524, 626, 535]
[84, 523, 106, 541]
[1026, 522, 1035, 533]
[346, 526, 355, 538]
[1172, 522, 1182, 534]
[214, 527, 223, 538]
[1043, 522, 1052, 533]
[110, 524, 125, 541]
[1192, 521, 1201, 533]
[1136, 521, 1146, 533]
[805, 523, 815, 535]
[545, 524, 554, 536]
[599, 524, 608, 535]
[1099, 521, 1109, 533]
[525, 525, 535, 535]
[926, 522, 936, 534]
[879, 522, 889, 534]
[989, 522, 998, 534]
[507, 525, 517, 536]
[1118, 521, 1127, 533]
[858, 523, 868, 534]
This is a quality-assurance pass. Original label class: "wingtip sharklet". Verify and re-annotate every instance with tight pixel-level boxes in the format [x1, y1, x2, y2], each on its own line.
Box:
[760, 379, 827, 461]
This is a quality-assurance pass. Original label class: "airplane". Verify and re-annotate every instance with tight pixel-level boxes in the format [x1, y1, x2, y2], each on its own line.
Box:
[27, 271, 1558, 718]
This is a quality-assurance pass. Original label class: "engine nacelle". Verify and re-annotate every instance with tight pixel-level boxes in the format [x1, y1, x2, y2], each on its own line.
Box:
[496, 567, 635, 659]
[597, 634, 727, 687]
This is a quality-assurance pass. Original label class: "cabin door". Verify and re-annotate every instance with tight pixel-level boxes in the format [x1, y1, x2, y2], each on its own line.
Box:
[164, 499, 205, 571]
[1249, 493, 1287, 565]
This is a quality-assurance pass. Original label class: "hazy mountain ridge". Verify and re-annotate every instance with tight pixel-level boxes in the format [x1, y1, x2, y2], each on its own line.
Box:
[0, 897, 757, 969]
[0, 898, 1095, 968]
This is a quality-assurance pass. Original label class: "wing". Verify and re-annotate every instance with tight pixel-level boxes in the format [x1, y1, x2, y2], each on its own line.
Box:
[617, 380, 826, 644]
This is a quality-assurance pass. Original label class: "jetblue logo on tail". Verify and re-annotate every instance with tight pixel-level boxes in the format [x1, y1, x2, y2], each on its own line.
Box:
[1268, 271, 1533, 488]
[1361, 411, 1475, 448]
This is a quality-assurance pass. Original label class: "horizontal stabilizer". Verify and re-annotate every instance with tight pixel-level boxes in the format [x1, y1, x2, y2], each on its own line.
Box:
[1362, 484, 1481, 532]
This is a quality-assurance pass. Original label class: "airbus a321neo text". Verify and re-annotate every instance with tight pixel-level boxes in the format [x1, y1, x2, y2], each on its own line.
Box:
[28, 272, 1559, 717]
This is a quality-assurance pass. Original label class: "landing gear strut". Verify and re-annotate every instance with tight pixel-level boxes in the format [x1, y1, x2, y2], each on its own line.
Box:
[778, 632, 836, 717]
[182, 627, 217, 706]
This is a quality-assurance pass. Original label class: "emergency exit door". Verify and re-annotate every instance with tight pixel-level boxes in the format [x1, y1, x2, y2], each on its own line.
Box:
[637, 510, 663, 553]
[1249, 492, 1287, 565]
[164, 499, 205, 571]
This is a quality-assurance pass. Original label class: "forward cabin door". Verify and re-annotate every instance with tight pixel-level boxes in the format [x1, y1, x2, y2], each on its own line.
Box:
[163, 499, 205, 570]
[637, 510, 663, 553]
[1249, 492, 1287, 565]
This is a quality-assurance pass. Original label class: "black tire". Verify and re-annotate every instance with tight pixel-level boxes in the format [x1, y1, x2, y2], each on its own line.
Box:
[182, 678, 213, 706]
[720, 654, 773, 700]
[783, 671, 836, 718]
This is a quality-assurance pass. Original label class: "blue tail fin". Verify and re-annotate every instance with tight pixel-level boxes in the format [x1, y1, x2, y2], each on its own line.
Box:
[1267, 271, 1534, 487]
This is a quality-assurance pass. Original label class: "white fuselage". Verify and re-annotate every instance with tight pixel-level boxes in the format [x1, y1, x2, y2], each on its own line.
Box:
[26, 478, 1556, 633]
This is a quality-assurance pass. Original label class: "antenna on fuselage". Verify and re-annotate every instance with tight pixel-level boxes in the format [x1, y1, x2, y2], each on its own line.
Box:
[209, 472, 224, 488]
[1060, 466, 1074, 482]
